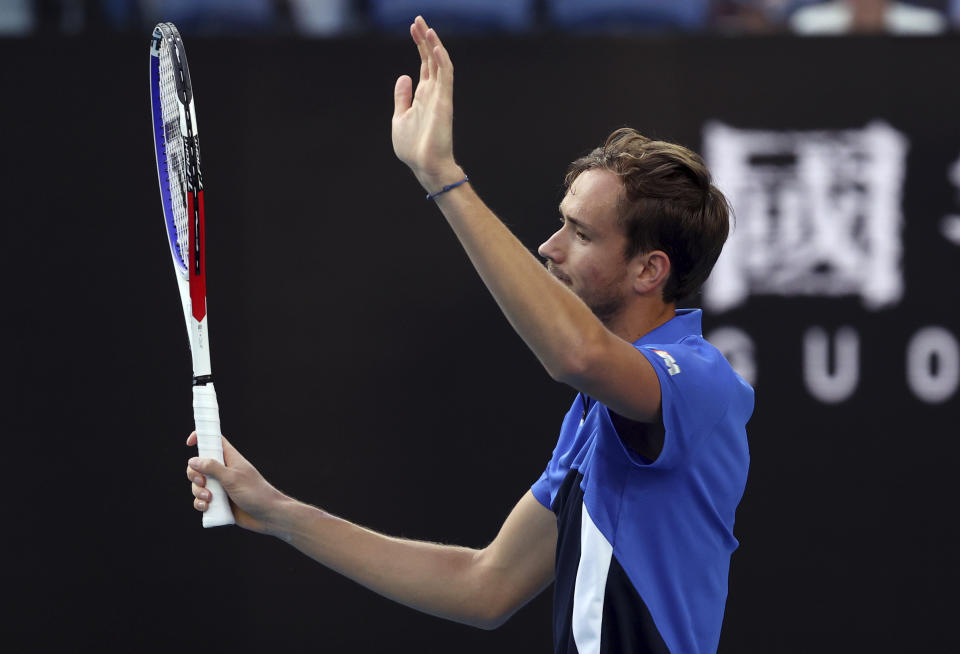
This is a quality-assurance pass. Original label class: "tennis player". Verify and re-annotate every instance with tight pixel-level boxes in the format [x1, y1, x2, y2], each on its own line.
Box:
[187, 16, 752, 653]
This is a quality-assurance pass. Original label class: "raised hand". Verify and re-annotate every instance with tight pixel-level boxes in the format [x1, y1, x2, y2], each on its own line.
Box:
[392, 16, 464, 193]
[186, 432, 289, 534]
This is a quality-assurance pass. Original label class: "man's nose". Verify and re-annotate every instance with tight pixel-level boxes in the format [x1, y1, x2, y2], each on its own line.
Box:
[538, 229, 564, 262]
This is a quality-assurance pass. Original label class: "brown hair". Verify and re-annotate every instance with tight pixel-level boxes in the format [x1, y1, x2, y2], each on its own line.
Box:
[565, 128, 731, 303]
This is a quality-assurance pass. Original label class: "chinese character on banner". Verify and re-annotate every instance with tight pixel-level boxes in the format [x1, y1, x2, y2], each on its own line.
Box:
[701, 121, 908, 312]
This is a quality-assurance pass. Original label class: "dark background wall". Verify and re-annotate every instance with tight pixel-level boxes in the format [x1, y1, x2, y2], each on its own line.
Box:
[1, 33, 958, 652]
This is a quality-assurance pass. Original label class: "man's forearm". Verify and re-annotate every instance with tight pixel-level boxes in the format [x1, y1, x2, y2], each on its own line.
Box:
[266, 498, 501, 629]
[393, 19, 610, 383]
[431, 175, 606, 379]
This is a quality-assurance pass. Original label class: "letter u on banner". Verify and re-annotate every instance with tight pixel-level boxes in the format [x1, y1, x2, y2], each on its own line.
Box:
[803, 327, 859, 403]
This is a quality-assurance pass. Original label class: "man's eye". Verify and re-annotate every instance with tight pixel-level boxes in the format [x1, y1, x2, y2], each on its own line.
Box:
[576, 231, 588, 241]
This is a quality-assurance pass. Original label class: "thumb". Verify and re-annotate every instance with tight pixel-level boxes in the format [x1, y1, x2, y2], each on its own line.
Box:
[393, 75, 412, 119]
[219, 434, 246, 467]
[188, 455, 229, 483]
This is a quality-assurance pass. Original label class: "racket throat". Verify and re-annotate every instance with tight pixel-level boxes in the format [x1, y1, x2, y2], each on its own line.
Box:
[187, 189, 207, 322]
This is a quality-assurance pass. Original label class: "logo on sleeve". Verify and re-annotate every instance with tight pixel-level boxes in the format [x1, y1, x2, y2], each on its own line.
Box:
[651, 349, 681, 376]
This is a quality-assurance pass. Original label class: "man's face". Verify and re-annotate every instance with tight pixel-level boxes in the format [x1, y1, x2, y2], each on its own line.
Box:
[538, 168, 633, 324]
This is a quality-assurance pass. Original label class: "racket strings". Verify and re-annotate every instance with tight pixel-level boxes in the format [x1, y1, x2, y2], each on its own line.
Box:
[158, 41, 190, 270]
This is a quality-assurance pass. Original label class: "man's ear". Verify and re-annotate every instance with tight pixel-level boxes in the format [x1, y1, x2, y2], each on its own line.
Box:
[632, 250, 672, 295]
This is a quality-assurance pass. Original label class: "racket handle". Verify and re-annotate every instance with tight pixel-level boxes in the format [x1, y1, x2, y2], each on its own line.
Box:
[192, 383, 236, 528]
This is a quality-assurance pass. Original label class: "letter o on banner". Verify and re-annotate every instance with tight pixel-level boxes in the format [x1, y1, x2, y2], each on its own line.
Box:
[906, 326, 960, 404]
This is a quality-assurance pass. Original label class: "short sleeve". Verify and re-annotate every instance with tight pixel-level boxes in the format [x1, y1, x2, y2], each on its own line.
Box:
[530, 394, 590, 511]
[531, 466, 553, 510]
[635, 338, 736, 469]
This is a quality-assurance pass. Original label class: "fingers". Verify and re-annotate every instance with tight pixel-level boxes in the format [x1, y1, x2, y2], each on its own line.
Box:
[393, 75, 412, 119]
[187, 432, 242, 477]
[192, 480, 212, 512]
[186, 462, 206, 508]
[411, 17, 453, 87]
[188, 455, 227, 485]
[411, 20, 430, 83]
[186, 460, 204, 482]
[186, 462, 208, 512]
[186, 432, 234, 514]
[431, 39, 454, 88]
[420, 23, 452, 87]
[418, 25, 438, 81]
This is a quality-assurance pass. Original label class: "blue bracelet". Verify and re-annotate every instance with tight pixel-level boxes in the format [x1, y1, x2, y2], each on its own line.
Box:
[426, 175, 469, 200]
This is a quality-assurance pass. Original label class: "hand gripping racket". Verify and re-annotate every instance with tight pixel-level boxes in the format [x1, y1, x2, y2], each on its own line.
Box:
[150, 23, 234, 528]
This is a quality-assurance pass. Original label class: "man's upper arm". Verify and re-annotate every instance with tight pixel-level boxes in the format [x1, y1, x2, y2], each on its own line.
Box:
[566, 330, 663, 423]
[475, 490, 557, 627]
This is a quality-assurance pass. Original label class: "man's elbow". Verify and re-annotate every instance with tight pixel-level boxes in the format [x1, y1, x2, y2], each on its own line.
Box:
[464, 560, 522, 630]
[545, 332, 605, 387]
[471, 601, 514, 631]
[471, 616, 505, 631]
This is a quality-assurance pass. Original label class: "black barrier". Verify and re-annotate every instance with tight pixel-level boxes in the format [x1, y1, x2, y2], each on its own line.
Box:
[1, 34, 958, 652]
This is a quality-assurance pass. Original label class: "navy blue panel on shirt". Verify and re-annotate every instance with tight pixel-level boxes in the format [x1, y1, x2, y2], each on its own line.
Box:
[601, 554, 671, 654]
[551, 469, 670, 654]
[532, 309, 754, 654]
[551, 469, 580, 652]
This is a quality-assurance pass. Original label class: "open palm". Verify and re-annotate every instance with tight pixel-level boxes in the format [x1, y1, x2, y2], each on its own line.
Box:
[392, 16, 460, 191]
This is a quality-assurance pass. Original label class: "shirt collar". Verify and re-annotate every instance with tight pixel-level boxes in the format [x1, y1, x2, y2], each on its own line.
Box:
[633, 308, 702, 346]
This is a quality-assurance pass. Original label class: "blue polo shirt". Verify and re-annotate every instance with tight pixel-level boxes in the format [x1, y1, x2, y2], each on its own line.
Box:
[531, 309, 753, 654]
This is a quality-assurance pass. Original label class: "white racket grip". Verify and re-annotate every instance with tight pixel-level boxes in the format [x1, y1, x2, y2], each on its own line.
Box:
[192, 383, 236, 528]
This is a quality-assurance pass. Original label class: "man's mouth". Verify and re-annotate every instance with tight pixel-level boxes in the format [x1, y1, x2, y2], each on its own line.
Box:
[548, 264, 572, 286]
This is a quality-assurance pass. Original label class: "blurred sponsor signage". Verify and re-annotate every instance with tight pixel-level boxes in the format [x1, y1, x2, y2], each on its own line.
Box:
[701, 121, 957, 404]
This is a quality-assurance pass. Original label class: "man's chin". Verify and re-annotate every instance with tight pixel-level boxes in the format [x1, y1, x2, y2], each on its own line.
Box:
[584, 297, 625, 325]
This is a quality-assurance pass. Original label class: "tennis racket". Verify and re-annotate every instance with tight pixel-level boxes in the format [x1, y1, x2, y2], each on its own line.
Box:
[150, 22, 234, 528]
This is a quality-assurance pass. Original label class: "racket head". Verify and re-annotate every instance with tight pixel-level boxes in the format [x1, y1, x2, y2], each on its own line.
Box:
[150, 23, 200, 279]
[150, 23, 207, 322]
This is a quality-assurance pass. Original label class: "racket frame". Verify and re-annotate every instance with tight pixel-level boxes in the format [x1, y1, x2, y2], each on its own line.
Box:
[150, 23, 233, 528]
